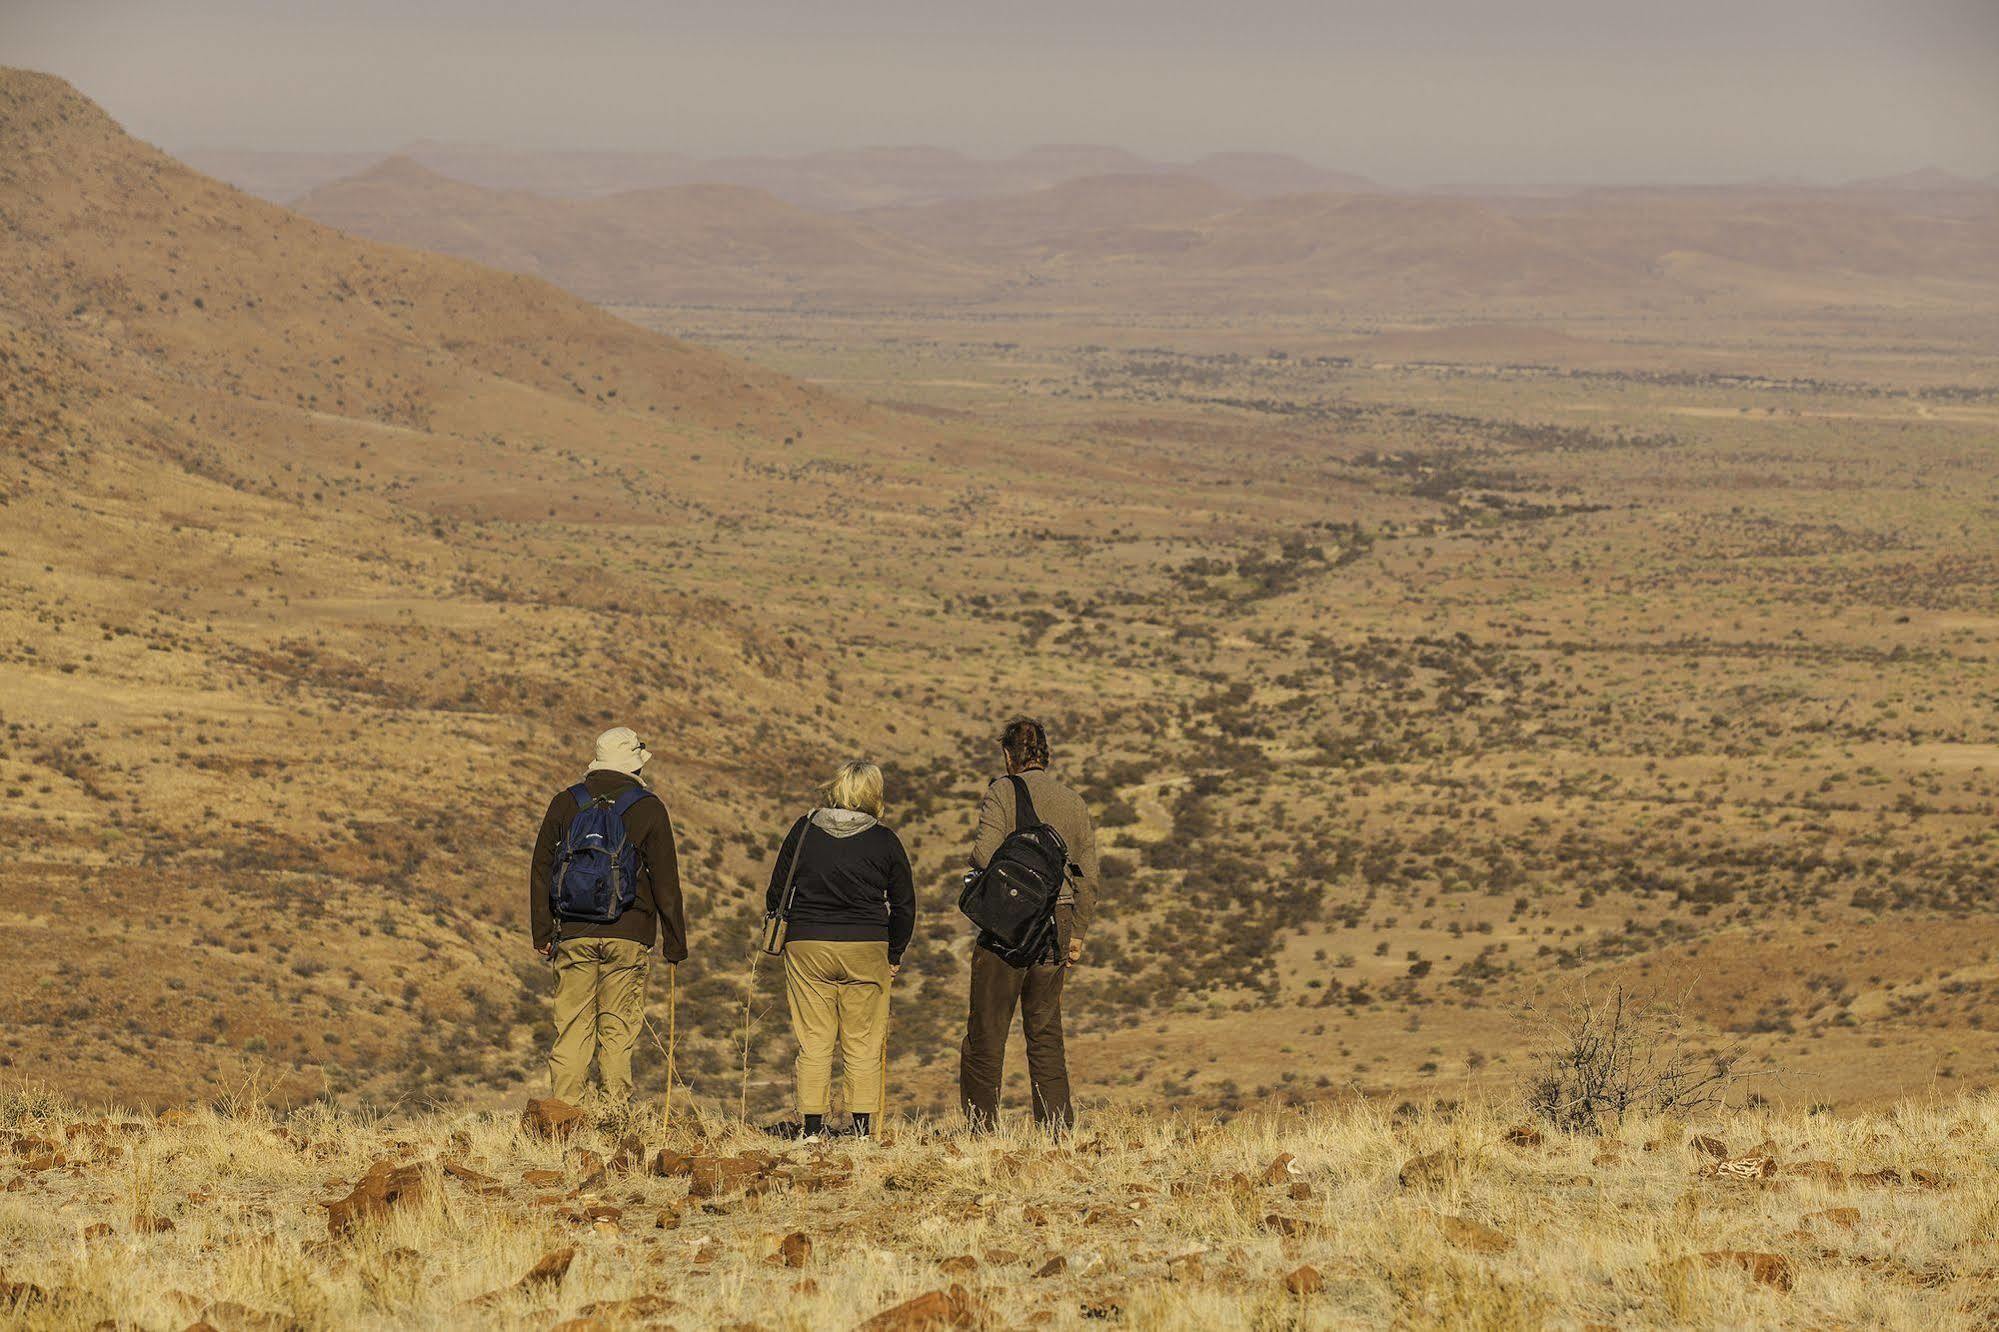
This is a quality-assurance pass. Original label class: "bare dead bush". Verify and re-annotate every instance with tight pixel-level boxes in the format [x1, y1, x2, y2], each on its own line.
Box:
[1523, 985, 1746, 1134]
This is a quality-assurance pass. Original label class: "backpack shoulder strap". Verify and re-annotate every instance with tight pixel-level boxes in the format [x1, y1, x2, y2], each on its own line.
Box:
[609, 786, 652, 818]
[1005, 773, 1042, 832]
[566, 782, 593, 809]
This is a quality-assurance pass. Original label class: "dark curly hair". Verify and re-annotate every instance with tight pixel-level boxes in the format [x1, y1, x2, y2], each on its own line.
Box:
[1000, 717, 1051, 770]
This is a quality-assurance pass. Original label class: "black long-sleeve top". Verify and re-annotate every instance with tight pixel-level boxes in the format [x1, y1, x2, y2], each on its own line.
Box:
[765, 812, 916, 964]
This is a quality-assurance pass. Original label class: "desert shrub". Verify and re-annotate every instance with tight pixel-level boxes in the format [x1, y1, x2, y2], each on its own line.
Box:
[1524, 985, 1745, 1134]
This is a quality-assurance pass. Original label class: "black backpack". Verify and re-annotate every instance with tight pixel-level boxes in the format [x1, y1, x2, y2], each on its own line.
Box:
[959, 774, 1069, 966]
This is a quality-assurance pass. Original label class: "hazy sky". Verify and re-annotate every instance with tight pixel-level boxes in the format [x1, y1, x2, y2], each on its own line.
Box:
[5, 0, 1996, 184]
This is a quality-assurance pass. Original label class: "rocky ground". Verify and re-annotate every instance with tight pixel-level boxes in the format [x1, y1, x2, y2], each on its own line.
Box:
[0, 1087, 1992, 1330]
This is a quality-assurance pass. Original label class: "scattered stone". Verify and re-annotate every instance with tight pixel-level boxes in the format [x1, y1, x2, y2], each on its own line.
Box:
[1435, 1213, 1515, 1255]
[1035, 1255, 1067, 1278]
[650, 1149, 693, 1178]
[1689, 1136, 1728, 1160]
[1262, 1213, 1318, 1238]
[324, 1162, 429, 1238]
[938, 1255, 978, 1275]
[521, 1098, 582, 1141]
[522, 1168, 563, 1186]
[656, 1207, 683, 1230]
[1592, 1146, 1623, 1168]
[1854, 1168, 1902, 1188]
[856, 1284, 983, 1331]
[440, 1160, 499, 1190]
[984, 1249, 1019, 1266]
[519, 1246, 576, 1290]
[1911, 1169, 1946, 1190]
[779, 1232, 812, 1268]
[134, 1215, 176, 1234]
[582, 1204, 622, 1224]
[1288, 1182, 1314, 1201]
[1262, 1153, 1299, 1185]
[685, 1155, 772, 1198]
[1502, 1125, 1543, 1149]
[1699, 1250, 1793, 1292]
[1283, 1264, 1324, 1295]
[567, 1148, 607, 1189]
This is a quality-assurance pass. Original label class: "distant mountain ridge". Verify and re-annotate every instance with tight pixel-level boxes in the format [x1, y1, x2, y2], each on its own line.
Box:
[185, 140, 1378, 209]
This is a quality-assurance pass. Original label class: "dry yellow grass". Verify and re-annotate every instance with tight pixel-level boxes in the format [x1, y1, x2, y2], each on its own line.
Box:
[2, 1086, 1993, 1329]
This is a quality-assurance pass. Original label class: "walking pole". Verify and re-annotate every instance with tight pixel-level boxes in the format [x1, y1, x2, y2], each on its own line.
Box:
[663, 963, 678, 1127]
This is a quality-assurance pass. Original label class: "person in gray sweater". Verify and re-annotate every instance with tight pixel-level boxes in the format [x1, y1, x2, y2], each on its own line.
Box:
[959, 717, 1100, 1133]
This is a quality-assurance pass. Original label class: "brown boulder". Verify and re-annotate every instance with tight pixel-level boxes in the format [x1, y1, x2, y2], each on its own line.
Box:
[938, 1255, 978, 1276]
[521, 1098, 583, 1140]
[1034, 1255, 1066, 1278]
[440, 1160, 499, 1191]
[1262, 1153, 1299, 1185]
[688, 1156, 767, 1199]
[650, 1148, 693, 1178]
[780, 1232, 813, 1268]
[324, 1161, 429, 1238]
[1435, 1213, 1515, 1254]
[856, 1283, 982, 1330]
[1502, 1125, 1543, 1149]
[1854, 1168, 1902, 1188]
[1699, 1250, 1793, 1292]
[1689, 1135, 1728, 1160]
[519, 1246, 576, 1290]
[1910, 1168, 1946, 1189]
[1283, 1264, 1324, 1295]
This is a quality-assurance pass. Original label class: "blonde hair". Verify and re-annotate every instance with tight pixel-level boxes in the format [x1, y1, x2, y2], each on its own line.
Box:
[820, 760, 885, 818]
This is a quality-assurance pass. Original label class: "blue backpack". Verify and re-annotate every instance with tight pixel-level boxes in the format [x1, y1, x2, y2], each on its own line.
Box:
[550, 784, 651, 923]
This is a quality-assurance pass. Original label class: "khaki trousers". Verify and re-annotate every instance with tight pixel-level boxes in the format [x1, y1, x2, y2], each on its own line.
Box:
[548, 937, 651, 1104]
[783, 940, 891, 1116]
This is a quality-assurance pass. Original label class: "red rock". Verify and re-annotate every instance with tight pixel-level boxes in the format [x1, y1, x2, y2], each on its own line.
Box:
[1502, 1125, 1544, 1149]
[1283, 1264, 1324, 1295]
[1263, 1213, 1318, 1237]
[1435, 1213, 1514, 1254]
[134, 1215, 175, 1234]
[687, 1156, 766, 1199]
[522, 1168, 563, 1186]
[1699, 1250, 1793, 1292]
[519, 1246, 576, 1290]
[1855, 1168, 1902, 1188]
[1262, 1153, 1298, 1185]
[1689, 1135, 1728, 1160]
[857, 1284, 982, 1330]
[521, 1098, 582, 1140]
[323, 1161, 429, 1238]
[779, 1232, 812, 1268]
[650, 1148, 693, 1177]
[1034, 1255, 1066, 1277]
[440, 1160, 499, 1189]
[938, 1255, 978, 1275]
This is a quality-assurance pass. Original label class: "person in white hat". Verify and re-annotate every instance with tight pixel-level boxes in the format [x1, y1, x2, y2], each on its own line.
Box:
[529, 727, 684, 1106]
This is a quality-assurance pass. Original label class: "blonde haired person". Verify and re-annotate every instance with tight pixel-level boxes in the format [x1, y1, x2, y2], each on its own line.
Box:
[765, 760, 916, 1140]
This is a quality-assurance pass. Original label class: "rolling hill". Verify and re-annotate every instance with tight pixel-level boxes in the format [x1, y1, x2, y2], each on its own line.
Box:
[293, 158, 989, 305]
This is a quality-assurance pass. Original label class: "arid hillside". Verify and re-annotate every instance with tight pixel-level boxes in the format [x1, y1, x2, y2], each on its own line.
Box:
[6, 66, 1999, 1132]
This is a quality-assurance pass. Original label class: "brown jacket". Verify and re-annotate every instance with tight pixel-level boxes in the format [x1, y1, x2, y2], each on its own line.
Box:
[530, 769, 685, 960]
[970, 767, 1099, 940]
